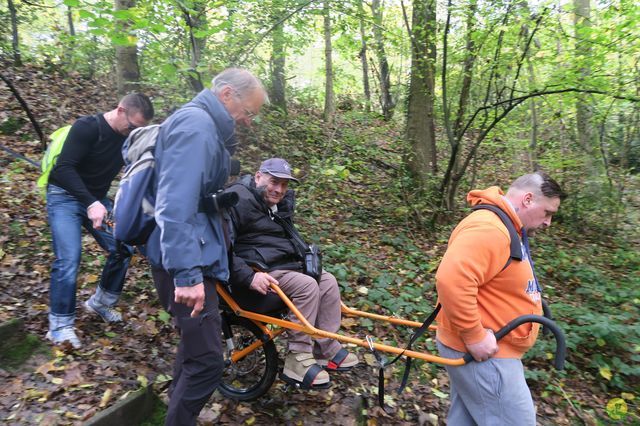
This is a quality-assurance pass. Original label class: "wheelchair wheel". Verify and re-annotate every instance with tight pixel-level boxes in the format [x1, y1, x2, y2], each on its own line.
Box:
[219, 314, 278, 401]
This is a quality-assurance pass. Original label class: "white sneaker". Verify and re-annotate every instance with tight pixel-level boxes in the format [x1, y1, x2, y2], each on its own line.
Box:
[84, 298, 122, 323]
[46, 326, 82, 349]
[282, 352, 330, 385]
[316, 348, 359, 371]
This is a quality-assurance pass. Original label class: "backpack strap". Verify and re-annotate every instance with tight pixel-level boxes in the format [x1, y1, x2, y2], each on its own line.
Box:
[93, 114, 103, 145]
[471, 204, 523, 271]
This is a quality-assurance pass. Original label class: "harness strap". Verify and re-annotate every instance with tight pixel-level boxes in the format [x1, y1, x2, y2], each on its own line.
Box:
[471, 204, 523, 270]
[369, 302, 442, 410]
[301, 364, 325, 389]
[395, 303, 442, 395]
[366, 335, 388, 409]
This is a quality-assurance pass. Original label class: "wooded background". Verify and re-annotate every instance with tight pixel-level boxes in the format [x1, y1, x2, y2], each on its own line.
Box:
[1, 0, 639, 424]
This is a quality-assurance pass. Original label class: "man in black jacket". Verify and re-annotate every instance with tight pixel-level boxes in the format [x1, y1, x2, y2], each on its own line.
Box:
[225, 158, 358, 388]
[46, 93, 153, 348]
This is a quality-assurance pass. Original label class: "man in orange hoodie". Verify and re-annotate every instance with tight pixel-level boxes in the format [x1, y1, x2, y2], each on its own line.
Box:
[435, 171, 566, 425]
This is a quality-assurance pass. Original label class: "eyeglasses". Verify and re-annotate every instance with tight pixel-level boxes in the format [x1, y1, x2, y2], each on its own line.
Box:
[243, 106, 258, 121]
[125, 115, 139, 131]
[121, 107, 140, 131]
[230, 88, 260, 122]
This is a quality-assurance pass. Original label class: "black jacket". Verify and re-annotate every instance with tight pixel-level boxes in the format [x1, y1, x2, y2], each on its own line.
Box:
[225, 175, 306, 289]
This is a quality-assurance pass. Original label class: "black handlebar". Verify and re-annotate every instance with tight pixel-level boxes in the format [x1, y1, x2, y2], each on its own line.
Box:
[541, 299, 553, 336]
[462, 314, 566, 370]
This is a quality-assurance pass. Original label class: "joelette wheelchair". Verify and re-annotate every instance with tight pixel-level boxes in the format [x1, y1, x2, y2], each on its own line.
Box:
[216, 281, 567, 403]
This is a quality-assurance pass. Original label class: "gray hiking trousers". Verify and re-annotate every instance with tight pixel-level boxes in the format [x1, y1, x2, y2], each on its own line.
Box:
[269, 270, 343, 359]
[437, 340, 536, 426]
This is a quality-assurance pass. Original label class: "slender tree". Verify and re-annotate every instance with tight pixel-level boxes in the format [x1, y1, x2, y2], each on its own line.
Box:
[8, 0, 22, 66]
[358, 0, 371, 112]
[323, 0, 335, 123]
[63, 5, 76, 71]
[270, 0, 287, 113]
[518, 0, 539, 170]
[574, 0, 596, 161]
[114, 0, 141, 95]
[370, 0, 395, 120]
[179, 0, 207, 93]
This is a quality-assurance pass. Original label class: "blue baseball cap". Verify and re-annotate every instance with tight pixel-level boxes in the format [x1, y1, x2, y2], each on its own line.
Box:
[259, 158, 299, 182]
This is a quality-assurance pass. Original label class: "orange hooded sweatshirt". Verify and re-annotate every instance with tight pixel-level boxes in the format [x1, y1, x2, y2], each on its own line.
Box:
[435, 186, 542, 359]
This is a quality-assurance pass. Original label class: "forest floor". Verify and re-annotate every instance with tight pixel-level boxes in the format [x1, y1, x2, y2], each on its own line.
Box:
[1, 64, 637, 425]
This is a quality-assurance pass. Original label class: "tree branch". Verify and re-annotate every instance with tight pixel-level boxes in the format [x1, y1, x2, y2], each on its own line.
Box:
[508, 8, 547, 101]
[232, 0, 319, 65]
[0, 71, 44, 148]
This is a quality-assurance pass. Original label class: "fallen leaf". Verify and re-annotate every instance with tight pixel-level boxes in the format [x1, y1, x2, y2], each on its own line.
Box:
[137, 375, 148, 387]
[99, 388, 113, 408]
[341, 317, 358, 328]
[599, 366, 612, 381]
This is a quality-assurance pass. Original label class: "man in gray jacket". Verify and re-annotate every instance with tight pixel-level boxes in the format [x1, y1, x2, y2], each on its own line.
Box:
[145, 68, 267, 426]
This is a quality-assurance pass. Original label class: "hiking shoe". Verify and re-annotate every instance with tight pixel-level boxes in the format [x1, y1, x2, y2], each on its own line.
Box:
[46, 326, 82, 349]
[84, 298, 122, 323]
[282, 352, 330, 387]
[317, 348, 359, 371]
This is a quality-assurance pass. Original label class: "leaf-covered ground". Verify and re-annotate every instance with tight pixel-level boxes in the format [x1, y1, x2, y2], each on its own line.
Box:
[1, 64, 637, 425]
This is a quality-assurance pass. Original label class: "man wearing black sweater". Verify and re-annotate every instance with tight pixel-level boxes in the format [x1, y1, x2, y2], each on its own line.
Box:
[46, 93, 153, 348]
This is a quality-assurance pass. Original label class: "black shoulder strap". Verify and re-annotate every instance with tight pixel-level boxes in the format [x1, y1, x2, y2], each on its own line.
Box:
[93, 114, 103, 145]
[186, 102, 215, 123]
[471, 204, 523, 271]
[271, 212, 308, 257]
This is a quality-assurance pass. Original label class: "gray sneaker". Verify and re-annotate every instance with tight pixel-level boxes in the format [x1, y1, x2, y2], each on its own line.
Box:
[46, 326, 82, 349]
[84, 298, 123, 323]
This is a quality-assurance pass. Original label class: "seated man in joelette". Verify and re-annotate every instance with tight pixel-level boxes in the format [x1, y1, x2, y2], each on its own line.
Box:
[224, 158, 358, 387]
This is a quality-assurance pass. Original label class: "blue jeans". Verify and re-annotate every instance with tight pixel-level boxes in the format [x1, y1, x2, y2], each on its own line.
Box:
[47, 184, 132, 328]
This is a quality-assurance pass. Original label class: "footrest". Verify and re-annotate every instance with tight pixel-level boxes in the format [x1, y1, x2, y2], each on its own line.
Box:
[279, 372, 331, 390]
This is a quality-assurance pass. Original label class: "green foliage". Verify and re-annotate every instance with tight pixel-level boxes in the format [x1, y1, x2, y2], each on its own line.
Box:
[0, 320, 50, 371]
[0, 116, 25, 135]
[525, 236, 640, 393]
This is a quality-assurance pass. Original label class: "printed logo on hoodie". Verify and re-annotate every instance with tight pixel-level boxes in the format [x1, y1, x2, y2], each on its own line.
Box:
[525, 279, 541, 303]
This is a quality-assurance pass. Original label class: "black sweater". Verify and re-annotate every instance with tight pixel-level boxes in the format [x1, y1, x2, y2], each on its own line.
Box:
[49, 114, 126, 207]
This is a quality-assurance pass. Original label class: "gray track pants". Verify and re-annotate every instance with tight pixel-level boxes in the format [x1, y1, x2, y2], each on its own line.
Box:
[437, 340, 536, 426]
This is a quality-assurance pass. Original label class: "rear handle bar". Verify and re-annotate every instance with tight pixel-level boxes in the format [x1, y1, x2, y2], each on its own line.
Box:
[462, 315, 566, 370]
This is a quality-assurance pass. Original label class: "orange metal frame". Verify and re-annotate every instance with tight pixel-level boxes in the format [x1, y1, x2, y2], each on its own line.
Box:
[216, 283, 465, 367]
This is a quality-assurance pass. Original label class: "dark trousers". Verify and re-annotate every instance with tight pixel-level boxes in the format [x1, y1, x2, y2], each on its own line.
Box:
[152, 268, 223, 426]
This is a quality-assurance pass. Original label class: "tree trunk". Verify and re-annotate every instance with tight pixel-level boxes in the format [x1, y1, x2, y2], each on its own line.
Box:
[114, 0, 141, 95]
[323, 0, 335, 123]
[358, 0, 371, 112]
[519, 0, 539, 170]
[63, 6, 76, 71]
[439, 0, 478, 212]
[87, 35, 98, 80]
[67, 6, 76, 37]
[574, 0, 595, 160]
[0, 72, 44, 146]
[452, 0, 477, 141]
[526, 57, 539, 170]
[8, 0, 21, 66]
[270, 0, 287, 113]
[181, 2, 206, 93]
[370, 0, 395, 120]
[405, 0, 437, 182]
